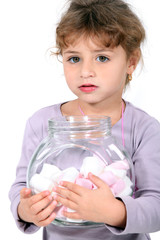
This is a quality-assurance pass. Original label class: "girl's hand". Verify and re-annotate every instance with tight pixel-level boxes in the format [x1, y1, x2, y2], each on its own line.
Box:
[54, 173, 126, 228]
[18, 188, 57, 227]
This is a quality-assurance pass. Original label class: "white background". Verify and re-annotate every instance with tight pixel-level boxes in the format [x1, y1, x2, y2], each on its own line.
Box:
[0, 0, 160, 239]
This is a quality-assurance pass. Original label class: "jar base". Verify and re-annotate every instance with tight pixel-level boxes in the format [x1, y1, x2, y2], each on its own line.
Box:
[52, 218, 104, 228]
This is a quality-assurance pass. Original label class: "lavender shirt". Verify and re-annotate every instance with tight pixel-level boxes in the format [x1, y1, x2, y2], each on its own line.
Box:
[9, 101, 160, 240]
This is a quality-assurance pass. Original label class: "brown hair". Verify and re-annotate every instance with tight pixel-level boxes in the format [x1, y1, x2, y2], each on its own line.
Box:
[55, 0, 146, 84]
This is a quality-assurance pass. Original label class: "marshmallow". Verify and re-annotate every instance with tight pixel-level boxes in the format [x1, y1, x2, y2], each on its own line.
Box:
[113, 176, 133, 197]
[66, 208, 83, 223]
[51, 191, 62, 207]
[58, 167, 79, 183]
[40, 163, 61, 181]
[109, 160, 129, 170]
[117, 186, 133, 197]
[104, 166, 127, 179]
[54, 205, 67, 219]
[123, 175, 133, 187]
[80, 156, 106, 178]
[75, 177, 93, 189]
[111, 179, 125, 196]
[33, 189, 41, 194]
[99, 171, 117, 186]
[29, 174, 55, 193]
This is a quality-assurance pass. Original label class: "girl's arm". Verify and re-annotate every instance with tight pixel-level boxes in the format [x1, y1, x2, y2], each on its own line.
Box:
[8, 119, 41, 233]
[108, 117, 160, 235]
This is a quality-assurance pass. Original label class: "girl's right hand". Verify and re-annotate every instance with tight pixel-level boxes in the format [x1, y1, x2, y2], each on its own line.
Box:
[18, 188, 57, 227]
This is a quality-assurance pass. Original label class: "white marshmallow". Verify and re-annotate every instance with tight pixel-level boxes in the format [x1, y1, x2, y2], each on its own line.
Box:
[80, 156, 106, 178]
[118, 160, 130, 170]
[58, 167, 79, 183]
[33, 189, 41, 194]
[117, 186, 133, 197]
[66, 208, 83, 223]
[123, 176, 133, 187]
[29, 174, 55, 193]
[40, 163, 61, 181]
[104, 166, 127, 179]
[55, 206, 66, 219]
[51, 191, 62, 207]
[116, 176, 133, 197]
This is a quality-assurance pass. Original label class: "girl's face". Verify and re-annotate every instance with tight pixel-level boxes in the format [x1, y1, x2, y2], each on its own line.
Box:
[62, 36, 135, 105]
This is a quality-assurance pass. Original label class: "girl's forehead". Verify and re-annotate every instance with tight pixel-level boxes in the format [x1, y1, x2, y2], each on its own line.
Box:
[62, 33, 112, 51]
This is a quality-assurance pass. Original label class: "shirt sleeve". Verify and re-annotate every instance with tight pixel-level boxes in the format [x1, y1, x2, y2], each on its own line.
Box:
[106, 117, 160, 235]
[8, 118, 41, 233]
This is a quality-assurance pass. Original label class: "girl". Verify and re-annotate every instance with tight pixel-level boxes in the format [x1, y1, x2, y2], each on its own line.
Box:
[9, 0, 160, 239]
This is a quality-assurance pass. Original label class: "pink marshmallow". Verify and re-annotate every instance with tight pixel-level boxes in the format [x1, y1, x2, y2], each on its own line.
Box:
[75, 177, 93, 190]
[109, 160, 129, 170]
[111, 179, 125, 196]
[55, 205, 67, 218]
[99, 171, 117, 186]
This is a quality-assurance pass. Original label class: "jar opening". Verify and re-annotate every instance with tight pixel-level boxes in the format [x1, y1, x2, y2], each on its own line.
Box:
[48, 116, 111, 139]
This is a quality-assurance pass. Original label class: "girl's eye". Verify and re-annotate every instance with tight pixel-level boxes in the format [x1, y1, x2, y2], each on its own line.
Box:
[97, 56, 109, 62]
[68, 57, 80, 63]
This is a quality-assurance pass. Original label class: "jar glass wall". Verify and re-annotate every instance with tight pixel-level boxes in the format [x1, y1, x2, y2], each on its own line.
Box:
[27, 116, 134, 227]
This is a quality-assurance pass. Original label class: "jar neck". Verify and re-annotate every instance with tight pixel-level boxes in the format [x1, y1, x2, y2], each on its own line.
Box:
[48, 116, 111, 140]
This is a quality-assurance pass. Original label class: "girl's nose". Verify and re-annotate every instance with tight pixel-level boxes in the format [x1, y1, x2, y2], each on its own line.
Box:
[80, 61, 96, 79]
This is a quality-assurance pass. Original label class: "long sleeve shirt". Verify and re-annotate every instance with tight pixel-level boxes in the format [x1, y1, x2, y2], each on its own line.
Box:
[9, 101, 160, 240]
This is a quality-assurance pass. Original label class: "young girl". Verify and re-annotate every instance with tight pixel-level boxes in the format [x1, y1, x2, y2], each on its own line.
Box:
[9, 0, 160, 239]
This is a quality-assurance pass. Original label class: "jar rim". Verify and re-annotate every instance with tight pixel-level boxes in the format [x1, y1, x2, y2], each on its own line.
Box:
[48, 115, 111, 135]
[49, 115, 110, 121]
[49, 115, 111, 124]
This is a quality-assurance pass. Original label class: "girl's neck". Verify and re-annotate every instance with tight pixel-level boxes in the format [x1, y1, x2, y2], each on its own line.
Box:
[77, 99, 125, 126]
[60, 98, 125, 126]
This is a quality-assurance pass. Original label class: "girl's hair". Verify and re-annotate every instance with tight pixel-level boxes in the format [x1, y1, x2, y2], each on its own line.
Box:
[55, 0, 146, 84]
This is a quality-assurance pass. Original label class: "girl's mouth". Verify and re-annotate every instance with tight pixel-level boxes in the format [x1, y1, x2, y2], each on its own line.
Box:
[79, 84, 98, 93]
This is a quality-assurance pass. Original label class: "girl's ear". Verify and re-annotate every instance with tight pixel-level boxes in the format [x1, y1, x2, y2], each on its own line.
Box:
[127, 49, 141, 74]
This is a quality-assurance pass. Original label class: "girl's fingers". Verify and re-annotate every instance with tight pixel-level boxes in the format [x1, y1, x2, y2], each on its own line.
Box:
[62, 210, 82, 220]
[37, 211, 56, 227]
[28, 191, 51, 207]
[54, 194, 77, 210]
[30, 194, 54, 214]
[36, 200, 57, 223]
[20, 188, 32, 199]
[88, 172, 106, 188]
[55, 186, 80, 203]
[58, 181, 86, 195]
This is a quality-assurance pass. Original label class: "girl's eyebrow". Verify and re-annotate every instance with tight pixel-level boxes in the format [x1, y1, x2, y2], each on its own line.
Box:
[94, 49, 114, 53]
[63, 50, 80, 55]
[63, 49, 114, 55]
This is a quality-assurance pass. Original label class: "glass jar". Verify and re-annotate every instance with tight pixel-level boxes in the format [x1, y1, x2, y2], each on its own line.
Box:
[27, 116, 134, 227]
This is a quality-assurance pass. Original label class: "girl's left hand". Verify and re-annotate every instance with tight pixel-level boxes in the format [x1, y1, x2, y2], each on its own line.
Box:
[54, 173, 126, 227]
